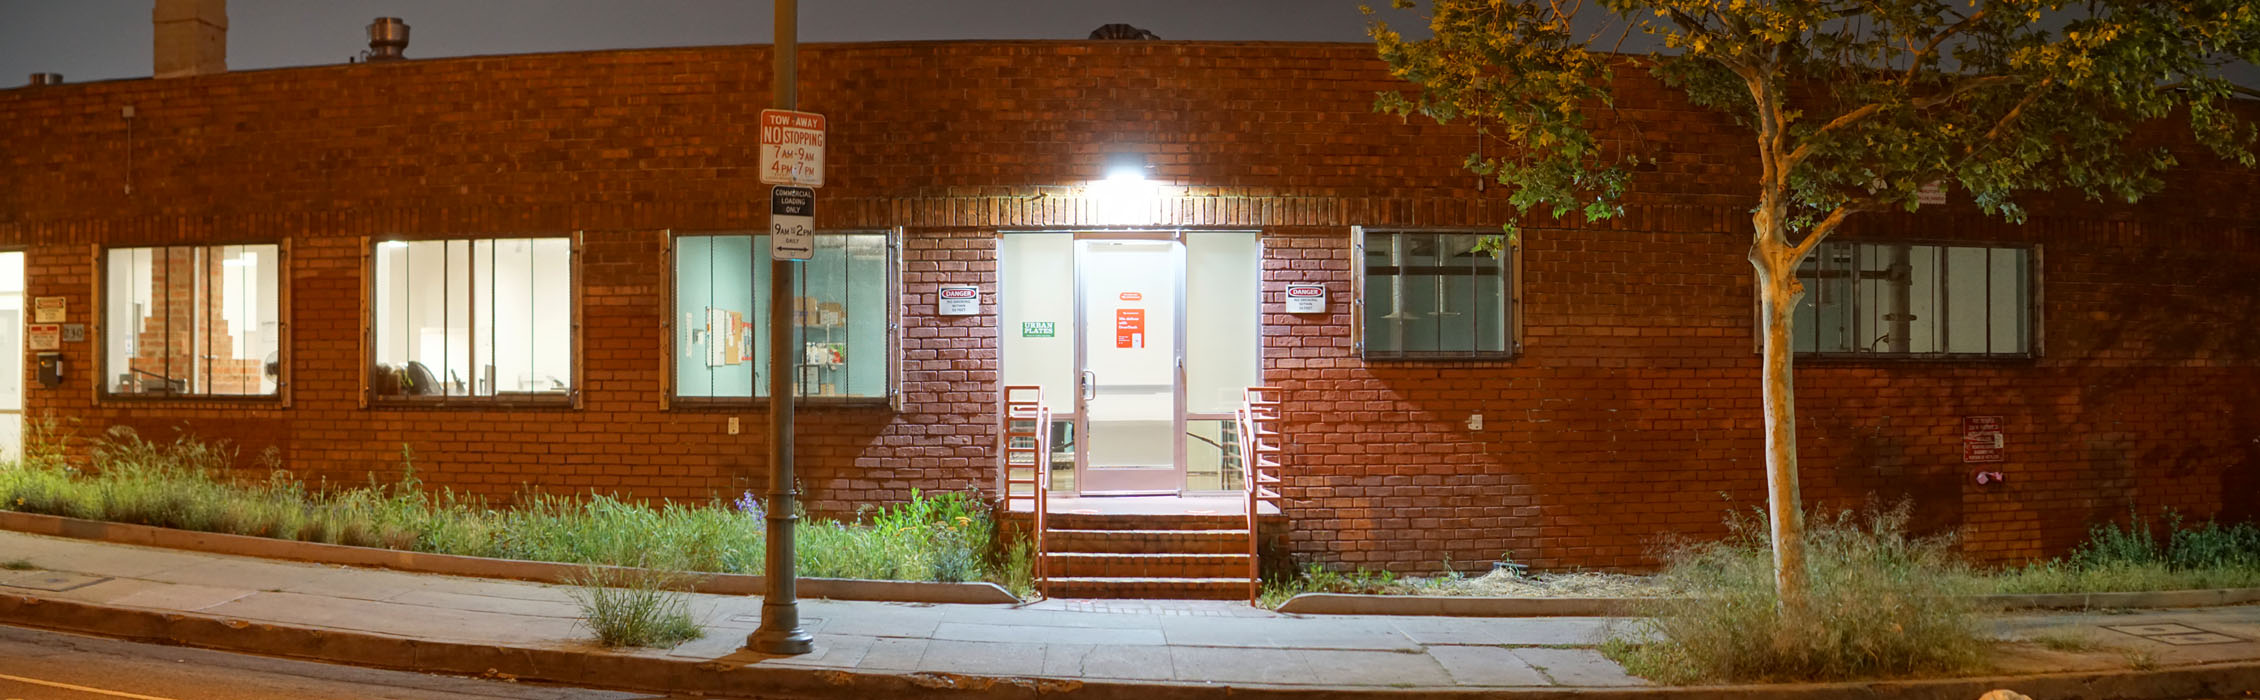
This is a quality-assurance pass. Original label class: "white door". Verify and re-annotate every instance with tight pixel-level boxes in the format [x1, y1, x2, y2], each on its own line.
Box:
[0, 252, 25, 461]
[1073, 236, 1184, 494]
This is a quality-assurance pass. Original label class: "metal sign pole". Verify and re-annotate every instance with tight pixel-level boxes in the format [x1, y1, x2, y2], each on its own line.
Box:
[749, 0, 812, 656]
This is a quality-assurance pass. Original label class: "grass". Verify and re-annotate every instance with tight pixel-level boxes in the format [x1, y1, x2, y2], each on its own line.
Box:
[0, 426, 1028, 588]
[1263, 510, 2260, 605]
[2029, 633, 2099, 653]
[1601, 504, 1986, 685]
[1, 558, 32, 570]
[567, 562, 706, 648]
[2123, 649, 2161, 671]
[1985, 513, 2260, 594]
[1257, 563, 1403, 608]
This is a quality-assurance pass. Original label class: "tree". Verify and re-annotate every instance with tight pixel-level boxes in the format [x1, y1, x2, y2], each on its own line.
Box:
[1369, 0, 2260, 612]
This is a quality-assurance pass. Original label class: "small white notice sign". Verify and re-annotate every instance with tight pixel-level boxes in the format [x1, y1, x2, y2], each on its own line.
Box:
[770, 186, 814, 261]
[28, 324, 59, 351]
[33, 297, 64, 323]
[938, 286, 980, 316]
[1284, 283, 1327, 314]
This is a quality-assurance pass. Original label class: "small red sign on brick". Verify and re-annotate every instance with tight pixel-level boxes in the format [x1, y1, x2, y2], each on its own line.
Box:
[1963, 416, 2005, 463]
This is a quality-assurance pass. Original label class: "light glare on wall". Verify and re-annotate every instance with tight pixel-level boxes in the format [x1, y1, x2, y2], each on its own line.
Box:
[1093, 153, 1158, 225]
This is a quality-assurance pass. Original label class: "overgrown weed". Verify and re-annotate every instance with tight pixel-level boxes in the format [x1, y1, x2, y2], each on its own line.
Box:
[0, 426, 1020, 588]
[1603, 503, 1984, 684]
[567, 561, 705, 648]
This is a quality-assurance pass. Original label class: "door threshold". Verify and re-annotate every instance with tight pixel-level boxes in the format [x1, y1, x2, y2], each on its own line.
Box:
[1066, 490, 1181, 498]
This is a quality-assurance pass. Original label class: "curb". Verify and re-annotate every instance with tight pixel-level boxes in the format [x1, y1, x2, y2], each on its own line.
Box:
[1276, 588, 2260, 618]
[1276, 594, 1659, 617]
[0, 510, 1020, 606]
[6, 591, 2260, 699]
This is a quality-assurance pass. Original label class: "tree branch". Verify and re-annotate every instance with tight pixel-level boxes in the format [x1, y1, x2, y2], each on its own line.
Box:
[1782, 75, 2018, 171]
[1981, 78, 2054, 143]
[1785, 199, 1883, 264]
[1901, 9, 1988, 87]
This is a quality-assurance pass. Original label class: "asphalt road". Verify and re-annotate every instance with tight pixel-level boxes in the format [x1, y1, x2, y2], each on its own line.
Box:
[0, 625, 665, 700]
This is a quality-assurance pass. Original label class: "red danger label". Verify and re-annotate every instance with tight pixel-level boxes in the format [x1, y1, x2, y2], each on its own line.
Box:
[1287, 286, 1324, 297]
[940, 288, 978, 299]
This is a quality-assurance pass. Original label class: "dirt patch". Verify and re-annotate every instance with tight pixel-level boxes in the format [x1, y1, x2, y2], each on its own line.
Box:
[1384, 570, 1669, 598]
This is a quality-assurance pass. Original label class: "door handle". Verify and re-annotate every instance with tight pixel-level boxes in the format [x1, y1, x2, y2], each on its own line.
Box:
[1081, 369, 1096, 401]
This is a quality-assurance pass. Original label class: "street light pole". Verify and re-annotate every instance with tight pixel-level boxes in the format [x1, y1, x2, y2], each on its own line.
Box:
[748, 0, 812, 656]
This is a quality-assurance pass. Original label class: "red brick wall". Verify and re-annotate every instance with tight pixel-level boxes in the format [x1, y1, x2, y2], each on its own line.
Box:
[0, 42, 2254, 573]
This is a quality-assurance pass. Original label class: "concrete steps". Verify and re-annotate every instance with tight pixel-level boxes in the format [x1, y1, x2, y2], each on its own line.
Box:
[1035, 514, 1258, 600]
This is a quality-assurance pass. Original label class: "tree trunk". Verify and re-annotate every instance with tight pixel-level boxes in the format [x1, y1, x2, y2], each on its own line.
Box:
[1752, 243, 1811, 616]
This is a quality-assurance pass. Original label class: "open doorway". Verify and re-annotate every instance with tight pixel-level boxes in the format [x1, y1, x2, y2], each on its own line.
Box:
[1000, 230, 1259, 496]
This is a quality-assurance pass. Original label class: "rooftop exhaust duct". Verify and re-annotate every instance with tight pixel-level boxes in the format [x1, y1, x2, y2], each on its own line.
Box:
[366, 17, 410, 61]
[1088, 24, 1161, 40]
[27, 73, 61, 87]
[153, 0, 227, 78]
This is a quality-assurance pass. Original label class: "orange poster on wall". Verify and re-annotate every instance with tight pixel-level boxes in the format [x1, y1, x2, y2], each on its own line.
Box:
[1115, 309, 1145, 349]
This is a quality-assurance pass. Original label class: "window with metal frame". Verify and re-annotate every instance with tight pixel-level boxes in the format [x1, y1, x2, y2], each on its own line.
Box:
[1358, 229, 1517, 359]
[103, 244, 284, 397]
[1792, 240, 2036, 358]
[370, 237, 575, 403]
[671, 231, 894, 401]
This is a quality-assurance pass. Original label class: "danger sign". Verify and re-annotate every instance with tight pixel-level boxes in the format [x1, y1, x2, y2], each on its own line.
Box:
[1285, 283, 1327, 314]
[938, 285, 979, 316]
[1115, 309, 1145, 349]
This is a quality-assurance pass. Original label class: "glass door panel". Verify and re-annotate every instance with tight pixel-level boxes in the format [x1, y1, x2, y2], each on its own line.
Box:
[1075, 238, 1182, 493]
[0, 252, 22, 461]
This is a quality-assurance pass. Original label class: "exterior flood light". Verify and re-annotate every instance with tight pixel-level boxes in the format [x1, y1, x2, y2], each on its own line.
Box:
[1094, 152, 1158, 225]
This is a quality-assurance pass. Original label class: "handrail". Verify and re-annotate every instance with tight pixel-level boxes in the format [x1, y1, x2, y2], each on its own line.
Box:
[1237, 386, 1283, 605]
[1001, 385, 1051, 598]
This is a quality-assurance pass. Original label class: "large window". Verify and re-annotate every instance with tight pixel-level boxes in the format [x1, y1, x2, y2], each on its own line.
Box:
[673, 232, 893, 401]
[371, 237, 574, 402]
[104, 244, 283, 397]
[1792, 241, 2035, 358]
[1359, 229, 1517, 359]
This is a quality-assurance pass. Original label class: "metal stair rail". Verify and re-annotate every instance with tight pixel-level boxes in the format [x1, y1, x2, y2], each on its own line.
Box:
[1236, 385, 1284, 605]
[1001, 385, 1052, 598]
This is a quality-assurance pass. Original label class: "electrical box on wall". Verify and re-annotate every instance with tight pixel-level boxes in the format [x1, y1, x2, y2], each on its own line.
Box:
[35, 353, 62, 388]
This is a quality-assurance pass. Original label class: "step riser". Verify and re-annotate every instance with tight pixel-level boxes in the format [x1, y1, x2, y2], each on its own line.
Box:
[1046, 581, 1251, 600]
[1046, 555, 1252, 579]
[1038, 514, 1254, 532]
[1046, 531, 1247, 555]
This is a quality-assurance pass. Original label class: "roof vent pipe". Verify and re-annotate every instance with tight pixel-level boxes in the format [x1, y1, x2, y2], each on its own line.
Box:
[366, 17, 409, 61]
[27, 73, 61, 87]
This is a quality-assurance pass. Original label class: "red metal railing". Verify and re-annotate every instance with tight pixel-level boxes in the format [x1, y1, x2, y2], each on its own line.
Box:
[1001, 385, 1051, 598]
[1237, 386, 1283, 605]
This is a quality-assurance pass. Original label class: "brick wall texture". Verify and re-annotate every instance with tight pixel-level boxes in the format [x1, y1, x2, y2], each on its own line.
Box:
[1, 41, 2256, 573]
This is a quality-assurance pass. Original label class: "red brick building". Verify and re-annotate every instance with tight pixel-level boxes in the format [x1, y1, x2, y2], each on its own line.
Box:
[2, 40, 2256, 576]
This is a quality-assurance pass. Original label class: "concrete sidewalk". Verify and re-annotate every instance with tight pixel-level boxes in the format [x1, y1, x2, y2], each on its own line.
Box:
[4, 530, 2260, 699]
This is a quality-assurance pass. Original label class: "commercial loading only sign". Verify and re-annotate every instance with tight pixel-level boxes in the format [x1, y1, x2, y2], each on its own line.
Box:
[770, 186, 814, 261]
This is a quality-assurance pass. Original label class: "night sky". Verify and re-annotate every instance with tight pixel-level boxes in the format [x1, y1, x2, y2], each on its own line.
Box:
[1, 1, 2249, 89]
[0, 0, 1374, 84]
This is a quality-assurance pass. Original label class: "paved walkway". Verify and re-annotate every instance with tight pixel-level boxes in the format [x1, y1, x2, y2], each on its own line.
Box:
[4, 530, 2260, 698]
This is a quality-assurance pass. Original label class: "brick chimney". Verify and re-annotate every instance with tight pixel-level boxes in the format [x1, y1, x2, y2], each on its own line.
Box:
[153, 0, 227, 78]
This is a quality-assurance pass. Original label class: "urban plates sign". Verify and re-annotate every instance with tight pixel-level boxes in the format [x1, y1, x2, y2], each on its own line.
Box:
[1021, 321, 1055, 338]
[759, 109, 825, 187]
